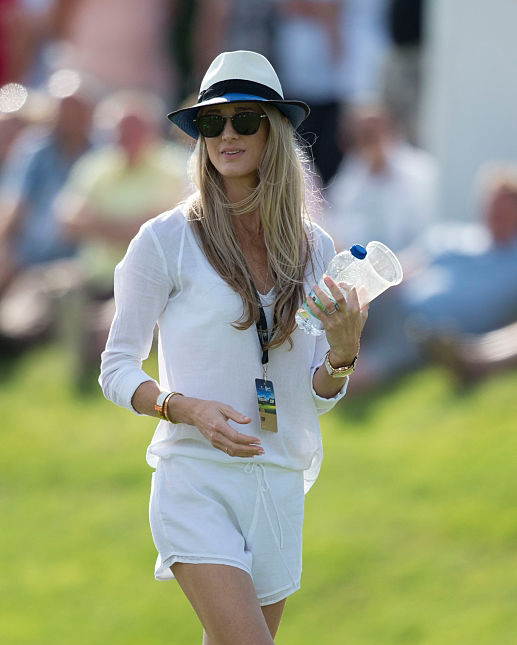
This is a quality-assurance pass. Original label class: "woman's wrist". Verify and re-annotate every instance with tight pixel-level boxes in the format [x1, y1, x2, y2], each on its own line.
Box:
[328, 347, 359, 368]
[166, 393, 196, 425]
[313, 362, 348, 398]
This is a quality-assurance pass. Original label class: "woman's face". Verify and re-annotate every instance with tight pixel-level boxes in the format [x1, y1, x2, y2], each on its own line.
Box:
[199, 102, 269, 189]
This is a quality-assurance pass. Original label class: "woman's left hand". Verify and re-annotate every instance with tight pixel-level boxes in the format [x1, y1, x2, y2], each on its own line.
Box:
[306, 275, 369, 365]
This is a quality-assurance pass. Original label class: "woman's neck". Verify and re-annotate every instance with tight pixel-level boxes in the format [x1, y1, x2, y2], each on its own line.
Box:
[223, 174, 258, 206]
[231, 211, 273, 294]
[232, 211, 262, 238]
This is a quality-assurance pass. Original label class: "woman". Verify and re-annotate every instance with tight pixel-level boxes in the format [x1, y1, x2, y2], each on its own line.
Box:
[99, 50, 368, 645]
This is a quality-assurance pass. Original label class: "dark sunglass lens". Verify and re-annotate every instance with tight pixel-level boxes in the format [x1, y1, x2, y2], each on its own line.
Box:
[196, 115, 224, 137]
[195, 112, 263, 137]
[233, 112, 261, 135]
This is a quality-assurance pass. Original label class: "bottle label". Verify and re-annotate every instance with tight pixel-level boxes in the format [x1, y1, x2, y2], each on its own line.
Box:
[307, 289, 337, 314]
[297, 290, 324, 322]
[295, 283, 337, 335]
[308, 289, 326, 313]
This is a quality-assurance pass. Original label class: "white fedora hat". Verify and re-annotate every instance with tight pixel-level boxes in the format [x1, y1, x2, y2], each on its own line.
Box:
[168, 50, 310, 139]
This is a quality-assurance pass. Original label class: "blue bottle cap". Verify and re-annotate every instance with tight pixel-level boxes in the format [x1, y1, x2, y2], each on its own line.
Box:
[350, 244, 367, 259]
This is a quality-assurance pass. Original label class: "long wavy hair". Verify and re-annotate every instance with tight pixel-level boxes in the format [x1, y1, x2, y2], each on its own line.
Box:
[186, 103, 317, 349]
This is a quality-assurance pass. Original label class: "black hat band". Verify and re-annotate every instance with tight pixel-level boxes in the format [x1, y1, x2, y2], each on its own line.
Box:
[198, 79, 284, 102]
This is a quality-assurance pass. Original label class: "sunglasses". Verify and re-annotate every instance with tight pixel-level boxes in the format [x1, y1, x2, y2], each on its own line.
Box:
[194, 111, 268, 138]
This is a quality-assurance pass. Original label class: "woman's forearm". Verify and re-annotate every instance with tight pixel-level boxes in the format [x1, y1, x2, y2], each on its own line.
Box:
[130, 379, 202, 426]
[312, 363, 347, 399]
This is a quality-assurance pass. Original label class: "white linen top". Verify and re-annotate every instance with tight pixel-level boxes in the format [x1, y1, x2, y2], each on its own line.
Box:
[99, 205, 348, 492]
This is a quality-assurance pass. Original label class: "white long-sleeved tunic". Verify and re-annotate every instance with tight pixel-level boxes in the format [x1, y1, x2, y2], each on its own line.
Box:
[99, 206, 347, 492]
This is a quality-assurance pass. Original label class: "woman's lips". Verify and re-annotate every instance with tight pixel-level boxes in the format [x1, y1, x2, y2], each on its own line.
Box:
[221, 149, 244, 159]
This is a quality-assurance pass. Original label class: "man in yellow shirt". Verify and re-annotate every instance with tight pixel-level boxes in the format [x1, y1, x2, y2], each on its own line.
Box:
[59, 89, 190, 294]
[57, 89, 190, 386]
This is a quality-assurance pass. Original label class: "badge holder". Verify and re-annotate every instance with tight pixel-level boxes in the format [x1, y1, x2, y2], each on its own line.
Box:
[255, 370, 277, 433]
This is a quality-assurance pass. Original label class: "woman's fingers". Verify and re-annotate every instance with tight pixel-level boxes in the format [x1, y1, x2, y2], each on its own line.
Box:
[218, 403, 252, 426]
[322, 276, 355, 309]
[220, 437, 265, 458]
[324, 276, 369, 316]
[195, 401, 263, 458]
[312, 281, 336, 313]
[217, 403, 262, 446]
[306, 287, 333, 320]
[217, 434, 264, 457]
[218, 423, 264, 458]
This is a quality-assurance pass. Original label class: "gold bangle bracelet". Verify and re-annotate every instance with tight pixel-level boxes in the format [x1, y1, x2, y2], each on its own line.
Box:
[162, 391, 184, 424]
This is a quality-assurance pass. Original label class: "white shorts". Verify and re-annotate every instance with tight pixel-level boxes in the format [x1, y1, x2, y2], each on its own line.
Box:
[149, 455, 305, 606]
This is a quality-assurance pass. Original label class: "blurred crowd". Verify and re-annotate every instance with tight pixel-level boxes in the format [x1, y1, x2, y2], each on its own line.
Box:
[1, 0, 516, 391]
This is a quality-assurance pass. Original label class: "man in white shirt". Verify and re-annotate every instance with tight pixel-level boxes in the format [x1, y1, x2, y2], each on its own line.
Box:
[323, 101, 437, 253]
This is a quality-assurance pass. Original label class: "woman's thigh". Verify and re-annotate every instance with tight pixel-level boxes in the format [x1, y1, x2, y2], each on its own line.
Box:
[172, 562, 284, 645]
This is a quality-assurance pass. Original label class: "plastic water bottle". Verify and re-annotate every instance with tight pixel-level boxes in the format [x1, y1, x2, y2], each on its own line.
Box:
[295, 241, 404, 336]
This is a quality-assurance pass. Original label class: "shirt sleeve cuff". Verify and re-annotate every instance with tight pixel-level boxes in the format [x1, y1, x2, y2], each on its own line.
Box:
[116, 370, 158, 415]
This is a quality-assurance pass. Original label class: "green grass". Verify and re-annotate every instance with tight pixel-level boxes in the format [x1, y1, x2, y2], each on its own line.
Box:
[1, 344, 517, 644]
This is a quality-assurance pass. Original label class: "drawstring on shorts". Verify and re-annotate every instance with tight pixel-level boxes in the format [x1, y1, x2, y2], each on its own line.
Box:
[244, 462, 284, 549]
[243, 462, 297, 587]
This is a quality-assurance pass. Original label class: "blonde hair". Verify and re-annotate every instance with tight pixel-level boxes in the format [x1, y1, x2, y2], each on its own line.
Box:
[186, 104, 316, 349]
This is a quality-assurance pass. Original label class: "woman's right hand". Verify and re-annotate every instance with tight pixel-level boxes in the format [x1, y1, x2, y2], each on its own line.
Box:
[169, 396, 264, 458]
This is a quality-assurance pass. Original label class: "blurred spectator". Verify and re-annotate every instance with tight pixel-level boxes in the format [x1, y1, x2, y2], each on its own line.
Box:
[58, 89, 190, 296]
[54, 89, 190, 384]
[323, 101, 437, 253]
[0, 82, 53, 174]
[271, 0, 347, 185]
[0, 83, 33, 168]
[271, 0, 389, 186]
[0, 0, 67, 86]
[0, 0, 28, 83]
[46, 0, 178, 100]
[0, 70, 94, 296]
[426, 320, 517, 387]
[350, 162, 517, 391]
[338, 0, 390, 104]
[192, 0, 275, 84]
[379, 0, 425, 145]
[0, 69, 95, 347]
[166, 0, 199, 101]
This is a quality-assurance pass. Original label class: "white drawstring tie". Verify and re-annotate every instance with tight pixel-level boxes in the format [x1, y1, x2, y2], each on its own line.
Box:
[244, 462, 285, 549]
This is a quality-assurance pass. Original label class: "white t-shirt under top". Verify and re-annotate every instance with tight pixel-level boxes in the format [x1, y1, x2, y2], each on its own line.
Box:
[99, 205, 347, 492]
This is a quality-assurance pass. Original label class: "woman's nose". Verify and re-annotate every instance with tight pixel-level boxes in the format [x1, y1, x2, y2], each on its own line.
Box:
[221, 117, 238, 138]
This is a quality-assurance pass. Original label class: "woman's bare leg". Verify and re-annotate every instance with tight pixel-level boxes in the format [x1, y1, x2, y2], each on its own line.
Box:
[172, 562, 285, 645]
[260, 599, 287, 638]
[202, 598, 286, 645]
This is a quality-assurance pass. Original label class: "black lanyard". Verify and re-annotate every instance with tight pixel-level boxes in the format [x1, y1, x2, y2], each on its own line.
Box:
[254, 287, 277, 374]
[256, 300, 271, 367]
